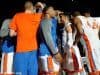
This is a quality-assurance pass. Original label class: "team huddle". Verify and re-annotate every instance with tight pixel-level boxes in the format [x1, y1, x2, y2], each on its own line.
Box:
[0, 1, 100, 75]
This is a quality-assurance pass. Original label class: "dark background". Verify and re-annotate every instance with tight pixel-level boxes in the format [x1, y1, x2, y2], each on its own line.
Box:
[0, 0, 99, 26]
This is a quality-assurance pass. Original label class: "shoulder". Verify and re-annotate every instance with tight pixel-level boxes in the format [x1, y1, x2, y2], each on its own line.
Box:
[41, 19, 51, 27]
[2, 19, 11, 25]
[76, 16, 84, 19]
[41, 19, 51, 24]
[34, 13, 42, 18]
[13, 12, 25, 18]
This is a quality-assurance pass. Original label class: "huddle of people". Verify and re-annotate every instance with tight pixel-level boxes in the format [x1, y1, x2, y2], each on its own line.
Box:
[0, 1, 100, 75]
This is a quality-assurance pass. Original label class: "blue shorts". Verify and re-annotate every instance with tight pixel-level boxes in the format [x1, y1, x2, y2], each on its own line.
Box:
[13, 50, 38, 75]
[1, 37, 14, 53]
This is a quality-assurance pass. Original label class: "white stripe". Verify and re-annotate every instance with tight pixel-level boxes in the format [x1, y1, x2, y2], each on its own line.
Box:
[39, 55, 49, 72]
[0, 53, 5, 73]
[6, 52, 14, 73]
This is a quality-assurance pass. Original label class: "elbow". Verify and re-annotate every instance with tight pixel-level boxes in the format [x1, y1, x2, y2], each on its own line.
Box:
[9, 29, 17, 37]
[68, 29, 72, 33]
[9, 33, 14, 37]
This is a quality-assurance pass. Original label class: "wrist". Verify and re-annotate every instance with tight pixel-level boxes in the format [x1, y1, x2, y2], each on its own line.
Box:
[53, 52, 59, 56]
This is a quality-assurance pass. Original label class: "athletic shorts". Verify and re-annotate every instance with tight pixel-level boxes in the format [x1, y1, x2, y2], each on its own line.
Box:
[63, 45, 83, 73]
[13, 50, 38, 75]
[0, 52, 14, 75]
[39, 54, 60, 74]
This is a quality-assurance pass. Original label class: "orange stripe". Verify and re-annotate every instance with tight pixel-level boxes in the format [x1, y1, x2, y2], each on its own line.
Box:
[64, 68, 83, 73]
[3, 54, 8, 73]
[83, 34, 96, 72]
[47, 56, 54, 72]
[65, 47, 83, 73]
[39, 71, 58, 75]
[71, 47, 79, 70]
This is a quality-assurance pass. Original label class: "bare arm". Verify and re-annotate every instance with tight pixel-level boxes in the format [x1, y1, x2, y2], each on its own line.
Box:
[9, 14, 17, 37]
[65, 23, 73, 47]
[73, 17, 83, 45]
[9, 29, 17, 37]
[65, 23, 72, 33]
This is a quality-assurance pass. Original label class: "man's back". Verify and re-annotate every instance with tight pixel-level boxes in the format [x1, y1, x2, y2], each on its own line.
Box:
[10, 12, 42, 52]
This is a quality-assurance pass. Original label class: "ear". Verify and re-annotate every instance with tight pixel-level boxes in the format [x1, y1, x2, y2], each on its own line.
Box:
[45, 10, 48, 14]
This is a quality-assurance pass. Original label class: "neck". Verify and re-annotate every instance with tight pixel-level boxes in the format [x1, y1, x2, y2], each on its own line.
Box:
[25, 9, 33, 14]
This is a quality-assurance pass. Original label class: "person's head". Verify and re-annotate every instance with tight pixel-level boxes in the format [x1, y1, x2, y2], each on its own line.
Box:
[35, 2, 45, 9]
[24, 1, 34, 11]
[71, 11, 81, 18]
[55, 10, 63, 16]
[59, 12, 70, 23]
[35, 2, 45, 13]
[43, 6, 56, 18]
[82, 10, 91, 17]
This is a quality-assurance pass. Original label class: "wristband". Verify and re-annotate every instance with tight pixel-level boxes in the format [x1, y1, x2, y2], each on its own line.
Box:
[53, 52, 59, 56]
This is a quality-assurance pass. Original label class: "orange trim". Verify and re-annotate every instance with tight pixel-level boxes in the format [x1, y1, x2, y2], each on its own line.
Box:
[47, 56, 54, 72]
[64, 68, 83, 73]
[39, 71, 59, 75]
[82, 34, 96, 72]
[89, 71, 100, 75]
[71, 47, 79, 70]
[3, 54, 8, 73]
